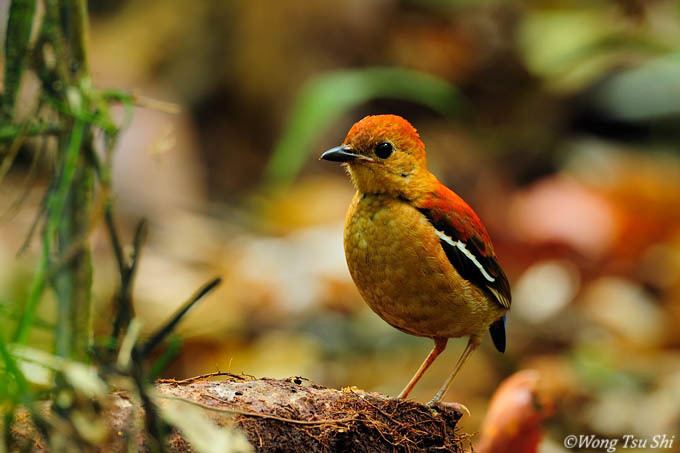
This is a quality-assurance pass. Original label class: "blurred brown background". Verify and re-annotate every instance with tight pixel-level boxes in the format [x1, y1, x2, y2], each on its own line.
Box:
[2, 0, 680, 448]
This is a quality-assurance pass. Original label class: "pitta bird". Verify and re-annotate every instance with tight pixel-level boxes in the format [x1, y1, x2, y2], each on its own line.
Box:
[320, 115, 511, 404]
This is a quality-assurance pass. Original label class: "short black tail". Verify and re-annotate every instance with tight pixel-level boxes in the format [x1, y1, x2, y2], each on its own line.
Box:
[489, 315, 506, 353]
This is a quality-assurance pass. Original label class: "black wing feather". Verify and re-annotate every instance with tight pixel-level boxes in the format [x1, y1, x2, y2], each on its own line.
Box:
[418, 208, 511, 309]
[489, 315, 507, 353]
[418, 208, 511, 353]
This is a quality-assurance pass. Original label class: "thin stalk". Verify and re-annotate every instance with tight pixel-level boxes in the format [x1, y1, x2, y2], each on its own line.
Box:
[138, 278, 222, 358]
[12, 242, 49, 344]
[46, 0, 94, 362]
[2, 0, 37, 118]
[52, 119, 89, 359]
[108, 219, 147, 350]
[60, 0, 89, 78]
[13, 118, 84, 346]
[0, 123, 61, 142]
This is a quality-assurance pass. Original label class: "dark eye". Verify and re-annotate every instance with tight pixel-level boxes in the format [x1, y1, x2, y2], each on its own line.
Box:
[374, 142, 393, 159]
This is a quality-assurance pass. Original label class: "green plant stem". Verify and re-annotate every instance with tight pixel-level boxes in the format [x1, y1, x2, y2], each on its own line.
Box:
[44, 0, 94, 362]
[0, 123, 62, 142]
[12, 245, 49, 344]
[13, 117, 85, 344]
[61, 0, 89, 77]
[2, 0, 37, 119]
[52, 119, 91, 360]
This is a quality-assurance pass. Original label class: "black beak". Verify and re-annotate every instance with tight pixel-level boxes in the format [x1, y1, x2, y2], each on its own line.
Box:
[320, 145, 363, 163]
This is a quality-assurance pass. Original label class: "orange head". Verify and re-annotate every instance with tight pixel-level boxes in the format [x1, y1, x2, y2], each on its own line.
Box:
[320, 115, 433, 198]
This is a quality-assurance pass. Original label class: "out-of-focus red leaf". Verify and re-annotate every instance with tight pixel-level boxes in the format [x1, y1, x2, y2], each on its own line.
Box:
[477, 370, 555, 453]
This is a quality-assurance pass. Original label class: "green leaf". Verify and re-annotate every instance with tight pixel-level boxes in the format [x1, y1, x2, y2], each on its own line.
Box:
[264, 67, 459, 187]
[518, 9, 670, 92]
[0, 338, 31, 404]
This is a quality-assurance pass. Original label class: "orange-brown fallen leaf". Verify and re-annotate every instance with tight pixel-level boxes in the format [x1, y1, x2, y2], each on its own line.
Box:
[477, 370, 555, 453]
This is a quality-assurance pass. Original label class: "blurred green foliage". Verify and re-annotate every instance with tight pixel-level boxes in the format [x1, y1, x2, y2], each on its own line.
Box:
[592, 53, 680, 121]
[0, 1, 227, 449]
[519, 6, 677, 91]
[264, 67, 459, 186]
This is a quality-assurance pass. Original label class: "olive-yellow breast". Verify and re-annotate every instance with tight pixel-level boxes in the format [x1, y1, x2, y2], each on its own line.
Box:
[345, 193, 503, 339]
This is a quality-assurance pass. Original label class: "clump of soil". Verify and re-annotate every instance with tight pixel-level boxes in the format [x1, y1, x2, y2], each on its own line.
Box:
[155, 373, 466, 452]
[10, 373, 466, 452]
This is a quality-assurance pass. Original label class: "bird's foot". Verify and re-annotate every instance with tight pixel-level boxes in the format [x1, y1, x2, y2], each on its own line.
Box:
[427, 400, 470, 418]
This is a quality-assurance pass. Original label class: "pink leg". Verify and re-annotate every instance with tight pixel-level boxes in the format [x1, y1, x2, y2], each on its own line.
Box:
[398, 338, 448, 399]
[428, 335, 480, 405]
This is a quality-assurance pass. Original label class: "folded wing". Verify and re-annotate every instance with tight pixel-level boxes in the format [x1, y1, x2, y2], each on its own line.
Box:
[415, 184, 511, 352]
